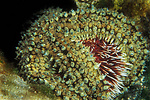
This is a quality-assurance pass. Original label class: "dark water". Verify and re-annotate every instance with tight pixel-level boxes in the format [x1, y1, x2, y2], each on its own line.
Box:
[1, 0, 76, 62]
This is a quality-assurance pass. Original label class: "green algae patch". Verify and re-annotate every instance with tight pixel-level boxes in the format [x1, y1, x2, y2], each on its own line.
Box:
[29, 83, 57, 99]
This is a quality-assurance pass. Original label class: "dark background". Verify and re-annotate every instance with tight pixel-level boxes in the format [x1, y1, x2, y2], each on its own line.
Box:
[1, 0, 76, 62]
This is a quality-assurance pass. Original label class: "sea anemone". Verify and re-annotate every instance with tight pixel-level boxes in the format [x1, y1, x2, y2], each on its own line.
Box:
[16, 1, 149, 99]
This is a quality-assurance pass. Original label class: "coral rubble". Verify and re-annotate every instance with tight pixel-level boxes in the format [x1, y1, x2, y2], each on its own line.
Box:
[0, 51, 54, 100]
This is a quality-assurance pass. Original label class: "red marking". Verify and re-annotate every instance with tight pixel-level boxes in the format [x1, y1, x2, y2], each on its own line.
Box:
[82, 37, 127, 91]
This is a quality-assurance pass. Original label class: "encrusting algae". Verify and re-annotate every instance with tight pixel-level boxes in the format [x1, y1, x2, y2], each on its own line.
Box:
[16, 0, 150, 100]
[0, 50, 55, 100]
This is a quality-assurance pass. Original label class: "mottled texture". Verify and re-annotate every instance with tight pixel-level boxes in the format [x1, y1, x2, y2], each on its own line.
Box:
[16, 2, 149, 100]
[0, 52, 54, 100]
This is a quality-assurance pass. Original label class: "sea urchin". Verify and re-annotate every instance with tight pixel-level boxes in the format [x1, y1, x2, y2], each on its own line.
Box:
[82, 36, 131, 96]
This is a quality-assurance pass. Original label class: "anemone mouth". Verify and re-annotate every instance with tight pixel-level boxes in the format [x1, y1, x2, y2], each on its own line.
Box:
[81, 36, 131, 95]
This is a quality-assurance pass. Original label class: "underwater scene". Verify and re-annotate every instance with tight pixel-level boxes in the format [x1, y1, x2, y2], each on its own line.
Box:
[1, 0, 150, 100]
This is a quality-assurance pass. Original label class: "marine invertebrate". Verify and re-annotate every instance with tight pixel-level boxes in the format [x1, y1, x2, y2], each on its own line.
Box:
[81, 37, 131, 95]
[16, 1, 150, 99]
